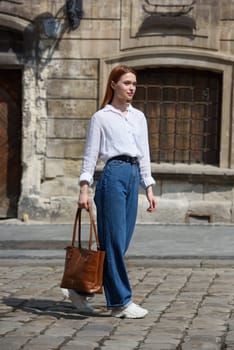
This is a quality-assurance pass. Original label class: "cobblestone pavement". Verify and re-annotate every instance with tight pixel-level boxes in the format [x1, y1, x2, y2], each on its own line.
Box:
[1, 259, 234, 350]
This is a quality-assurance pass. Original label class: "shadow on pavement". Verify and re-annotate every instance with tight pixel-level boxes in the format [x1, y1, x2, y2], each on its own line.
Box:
[2, 297, 110, 319]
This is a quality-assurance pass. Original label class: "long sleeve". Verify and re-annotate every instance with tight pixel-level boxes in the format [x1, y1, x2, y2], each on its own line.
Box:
[138, 116, 156, 189]
[79, 114, 101, 185]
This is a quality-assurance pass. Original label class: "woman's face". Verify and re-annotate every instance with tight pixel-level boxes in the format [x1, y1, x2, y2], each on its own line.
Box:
[111, 72, 137, 103]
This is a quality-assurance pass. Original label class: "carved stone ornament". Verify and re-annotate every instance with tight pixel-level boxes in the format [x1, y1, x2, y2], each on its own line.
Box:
[137, 0, 196, 36]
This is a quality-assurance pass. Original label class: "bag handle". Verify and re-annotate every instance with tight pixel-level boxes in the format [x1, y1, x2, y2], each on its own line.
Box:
[71, 207, 101, 250]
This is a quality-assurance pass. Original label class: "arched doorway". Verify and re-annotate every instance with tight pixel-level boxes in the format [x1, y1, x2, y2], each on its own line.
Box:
[0, 69, 22, 218]
[133, 67, 222, 165]
[0, 26, 23, 218]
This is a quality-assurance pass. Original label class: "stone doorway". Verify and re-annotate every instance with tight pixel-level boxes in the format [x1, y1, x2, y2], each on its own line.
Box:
[0, 69, 22, 218]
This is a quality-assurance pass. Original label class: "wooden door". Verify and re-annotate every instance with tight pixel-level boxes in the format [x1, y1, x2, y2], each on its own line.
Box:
[134, 68, 222, 165]
[0, 70, 22, 218]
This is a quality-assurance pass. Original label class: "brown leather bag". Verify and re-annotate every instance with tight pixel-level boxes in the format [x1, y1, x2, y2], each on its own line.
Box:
[60, 207, 105, 294]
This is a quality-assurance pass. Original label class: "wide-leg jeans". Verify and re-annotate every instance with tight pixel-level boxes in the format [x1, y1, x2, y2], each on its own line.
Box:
[94, 159, 140, 309]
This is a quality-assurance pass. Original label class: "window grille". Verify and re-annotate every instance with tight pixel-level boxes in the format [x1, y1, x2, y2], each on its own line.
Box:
[133, 68, 222, 165]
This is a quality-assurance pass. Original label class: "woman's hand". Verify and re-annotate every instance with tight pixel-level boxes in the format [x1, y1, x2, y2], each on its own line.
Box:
[78, 181, 90, 210]
[146, 185, 157, 212]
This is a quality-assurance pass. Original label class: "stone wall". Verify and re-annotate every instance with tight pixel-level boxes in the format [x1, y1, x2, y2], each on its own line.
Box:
[0, 0, 234, 223]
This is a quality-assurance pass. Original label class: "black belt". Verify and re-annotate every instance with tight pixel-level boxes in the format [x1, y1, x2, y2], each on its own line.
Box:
[108, 155, 139, 164]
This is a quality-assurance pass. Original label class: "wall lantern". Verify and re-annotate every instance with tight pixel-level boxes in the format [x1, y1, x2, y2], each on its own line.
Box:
[41, 0, 83, 39]
[42, 17, 62, 39]
[30, 0, 83, 80]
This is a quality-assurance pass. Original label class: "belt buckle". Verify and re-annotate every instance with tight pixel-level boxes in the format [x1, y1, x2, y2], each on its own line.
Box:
[131, 157, 137, 164]
[126, 156, 131, 163]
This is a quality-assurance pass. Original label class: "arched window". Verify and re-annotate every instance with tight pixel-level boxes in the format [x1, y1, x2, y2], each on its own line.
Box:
[134, 67, 222, 165]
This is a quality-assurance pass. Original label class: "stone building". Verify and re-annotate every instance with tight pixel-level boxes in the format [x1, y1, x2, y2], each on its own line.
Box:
[0, 0, 234, 223]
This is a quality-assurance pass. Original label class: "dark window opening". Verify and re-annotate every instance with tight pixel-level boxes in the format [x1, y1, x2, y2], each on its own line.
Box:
[133, 68, 222, 165]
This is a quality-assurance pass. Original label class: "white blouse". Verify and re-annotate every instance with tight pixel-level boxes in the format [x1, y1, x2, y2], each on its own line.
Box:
[79, 104, 156, 189]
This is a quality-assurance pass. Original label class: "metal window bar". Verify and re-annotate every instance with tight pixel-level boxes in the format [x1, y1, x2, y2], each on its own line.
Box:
[133, 69, 221, 165]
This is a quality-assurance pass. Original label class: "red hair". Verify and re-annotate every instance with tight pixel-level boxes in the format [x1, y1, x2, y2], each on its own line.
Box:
[100, 65, 137, 109]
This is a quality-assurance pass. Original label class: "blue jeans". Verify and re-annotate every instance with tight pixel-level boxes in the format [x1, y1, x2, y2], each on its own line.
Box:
[94, 159, 140, 308]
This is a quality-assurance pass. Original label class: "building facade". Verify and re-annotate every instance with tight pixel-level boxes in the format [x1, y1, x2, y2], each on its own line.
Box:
[0, 0, 234, 223]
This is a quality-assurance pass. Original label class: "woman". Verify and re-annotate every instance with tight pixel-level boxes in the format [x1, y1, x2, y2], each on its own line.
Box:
[67, 65, 157, 318]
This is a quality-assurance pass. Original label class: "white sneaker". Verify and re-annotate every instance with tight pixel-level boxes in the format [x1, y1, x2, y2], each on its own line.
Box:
[61, 288, 94, 300]
[60, 288, 70, 298]
[111, 302, 148, 319]
[62, 289, 95, 314]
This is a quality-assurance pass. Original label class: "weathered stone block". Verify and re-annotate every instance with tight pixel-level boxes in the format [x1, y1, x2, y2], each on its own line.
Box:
[161, 181, 203, 201]
[0, 0, 51, 20]
[48, 59, 98, 79]
[65, 19, 120, 39]
[45, 159, 64, 179]
[49, 195, 95, 223]
[47, 139, 84, 158]
[64, 159, 81, 177]
[84, 0, 120, 18]
[47, 79, 97, 99]
[36, 119, 47, 154]
[41, 177, 78, 197]
[19, 195, 81, 222]
[47, 119, 88, 138]
[204, 184, 233, 201]
[188, 201, 232, 223]
[47, 99, 97, 118]
[137, 197, 189, 224]
[221, 1, 234, 19]
[51, 40, 119, 59]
